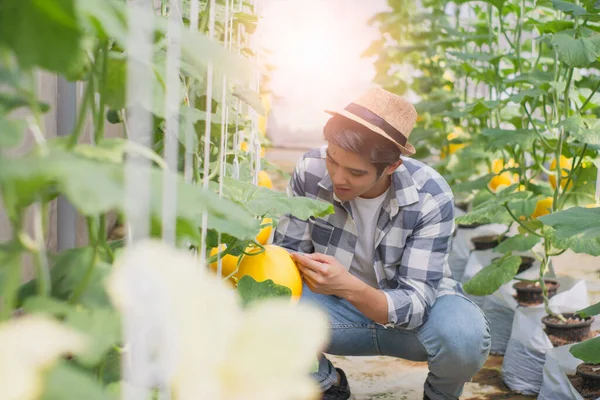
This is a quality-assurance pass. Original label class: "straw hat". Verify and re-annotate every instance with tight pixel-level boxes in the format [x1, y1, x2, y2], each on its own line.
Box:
[326, 87, 418, 156]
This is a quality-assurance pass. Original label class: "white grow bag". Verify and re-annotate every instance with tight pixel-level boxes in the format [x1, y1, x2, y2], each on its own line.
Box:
[461, 248, 541, 355]
[502, 278, 589, 395]
[539, 322, 600, 400]
[449, 221, 506, 284]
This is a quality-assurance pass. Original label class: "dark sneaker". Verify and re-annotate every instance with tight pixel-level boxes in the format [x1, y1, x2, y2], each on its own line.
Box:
[322, 368, 351, 400]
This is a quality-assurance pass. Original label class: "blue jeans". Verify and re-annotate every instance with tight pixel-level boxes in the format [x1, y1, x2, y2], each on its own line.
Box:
[300, 284, 491, 400]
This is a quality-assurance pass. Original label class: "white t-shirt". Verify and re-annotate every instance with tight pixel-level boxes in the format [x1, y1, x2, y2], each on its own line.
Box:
[349, 188, 389, 288]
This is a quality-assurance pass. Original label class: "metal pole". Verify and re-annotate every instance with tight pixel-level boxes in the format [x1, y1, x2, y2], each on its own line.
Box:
[56, 77, 78, 250]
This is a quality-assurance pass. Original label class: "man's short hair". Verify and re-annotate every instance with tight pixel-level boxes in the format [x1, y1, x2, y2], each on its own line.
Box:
[323, 114, 402, 176]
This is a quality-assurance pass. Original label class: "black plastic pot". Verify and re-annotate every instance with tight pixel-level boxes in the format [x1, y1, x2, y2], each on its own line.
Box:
[513, 279, 559, 305]
[471, 234, 503, 250]
[542, 313, 594, 343]
[576, 363, 600, 391]
[517, 256, 535, 274]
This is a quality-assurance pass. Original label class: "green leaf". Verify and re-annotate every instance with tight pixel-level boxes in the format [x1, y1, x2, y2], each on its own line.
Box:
[538, 20, 575, 34]
[463, 255, 522, 296]
[0, 117, 25, 149]
[551, 33, 600, 68]
[560, 116, 600, 145]
[23, 296, 121, 367]
[538, 206, 600, 238]
[66, 307, 121, 367]
[467, 100, 501, 117]
[236, 275, 292, 307]
[576, 301, 600, 318]
[452, 173, 496, 193]
[548, 229, 600, 256]
[505, 70, 554, 85]
[22, 296, 75, 316]
[481, 128, 537, 150]
[0, 148, 260, 242]
[180, 26, 254, 85]
[552, 0, 588, 15]
[508, 88, 546, 103]
[232, 85, 265, 116]
[456, 188, 531, 225]
[217, 177, 334, 220]
[102, 54, 167, 117]
[41, 247, 112, 308]
[570, 336, 600, 364]
[41, 361, 117, 400]
[75, 0, 128, 43]
[0, 92, 51, 113]
[0, 0, 83, 74]
[494, 234, 541, 253]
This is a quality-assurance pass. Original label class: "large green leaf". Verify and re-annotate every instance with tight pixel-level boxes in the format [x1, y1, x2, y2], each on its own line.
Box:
[41, 361, 117, 400]
[466, 100, 502, 117]
[560, 116, 600, 145]
[452, 173, 496, 193]
[0, 0, 84, 74]
[494, 234, 541, 253]
[552, 0, 588, 15]
[456, 188, 531, 225]
[39, 247, 112, 308]
[576, 301, 600, 318]
[538, 20, 575, 34]
[23, 297, 121, 367]
[0, 92, 51, 114]
[570, 336, 600, 364]
[508, 88, 546, 103]
[551, 33, 600, 68]
[65, 307, 121, 367]
[75, 0, 127, 43]
[548, 228, 600, 256]
[0, 148, 259, 241]
[102, 53, 167, 117]
[481, 128, 537, 150]
[538, 206, 600, 238]
[236, 276, 292, 308]
[463, 255, 522, 296]
[216, 177, 334, 220]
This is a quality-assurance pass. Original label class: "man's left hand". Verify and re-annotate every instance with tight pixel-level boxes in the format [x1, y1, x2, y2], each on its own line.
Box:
[291, 252, 352, 296]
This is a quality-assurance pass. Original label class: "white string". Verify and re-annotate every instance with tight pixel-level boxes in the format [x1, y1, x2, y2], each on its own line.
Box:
[162, 0, 182, 246]
[231, 0, 244, 180]
[249, 0, 261, 186]
[184, 0, 200, 184]
[216, 0, 232, 278]
[198, 0, 217, 269]
[123, 0, 155, 398]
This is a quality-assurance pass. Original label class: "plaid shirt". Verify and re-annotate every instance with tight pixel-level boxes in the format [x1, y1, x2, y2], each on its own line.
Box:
[273, 146, 465, 329]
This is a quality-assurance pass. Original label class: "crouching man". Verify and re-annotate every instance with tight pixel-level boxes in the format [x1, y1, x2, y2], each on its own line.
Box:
[273, 88, 490, 400]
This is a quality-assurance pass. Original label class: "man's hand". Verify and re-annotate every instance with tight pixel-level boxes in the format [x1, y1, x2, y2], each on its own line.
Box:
[291, 252, 352, 296]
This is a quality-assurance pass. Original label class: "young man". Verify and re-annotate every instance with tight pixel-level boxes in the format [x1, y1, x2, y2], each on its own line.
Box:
[273, 88, 490, 400]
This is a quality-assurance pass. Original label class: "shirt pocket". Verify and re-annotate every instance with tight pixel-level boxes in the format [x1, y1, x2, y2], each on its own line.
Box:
[309, 220, 334, 254]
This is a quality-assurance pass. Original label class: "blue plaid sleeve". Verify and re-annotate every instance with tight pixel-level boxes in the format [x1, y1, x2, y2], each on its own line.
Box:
[383, 191, 455, 329]
[272, 158, 315, 254]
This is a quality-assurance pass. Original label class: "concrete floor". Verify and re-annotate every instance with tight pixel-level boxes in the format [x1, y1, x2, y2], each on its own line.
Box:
[265, 146, 600, 400]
